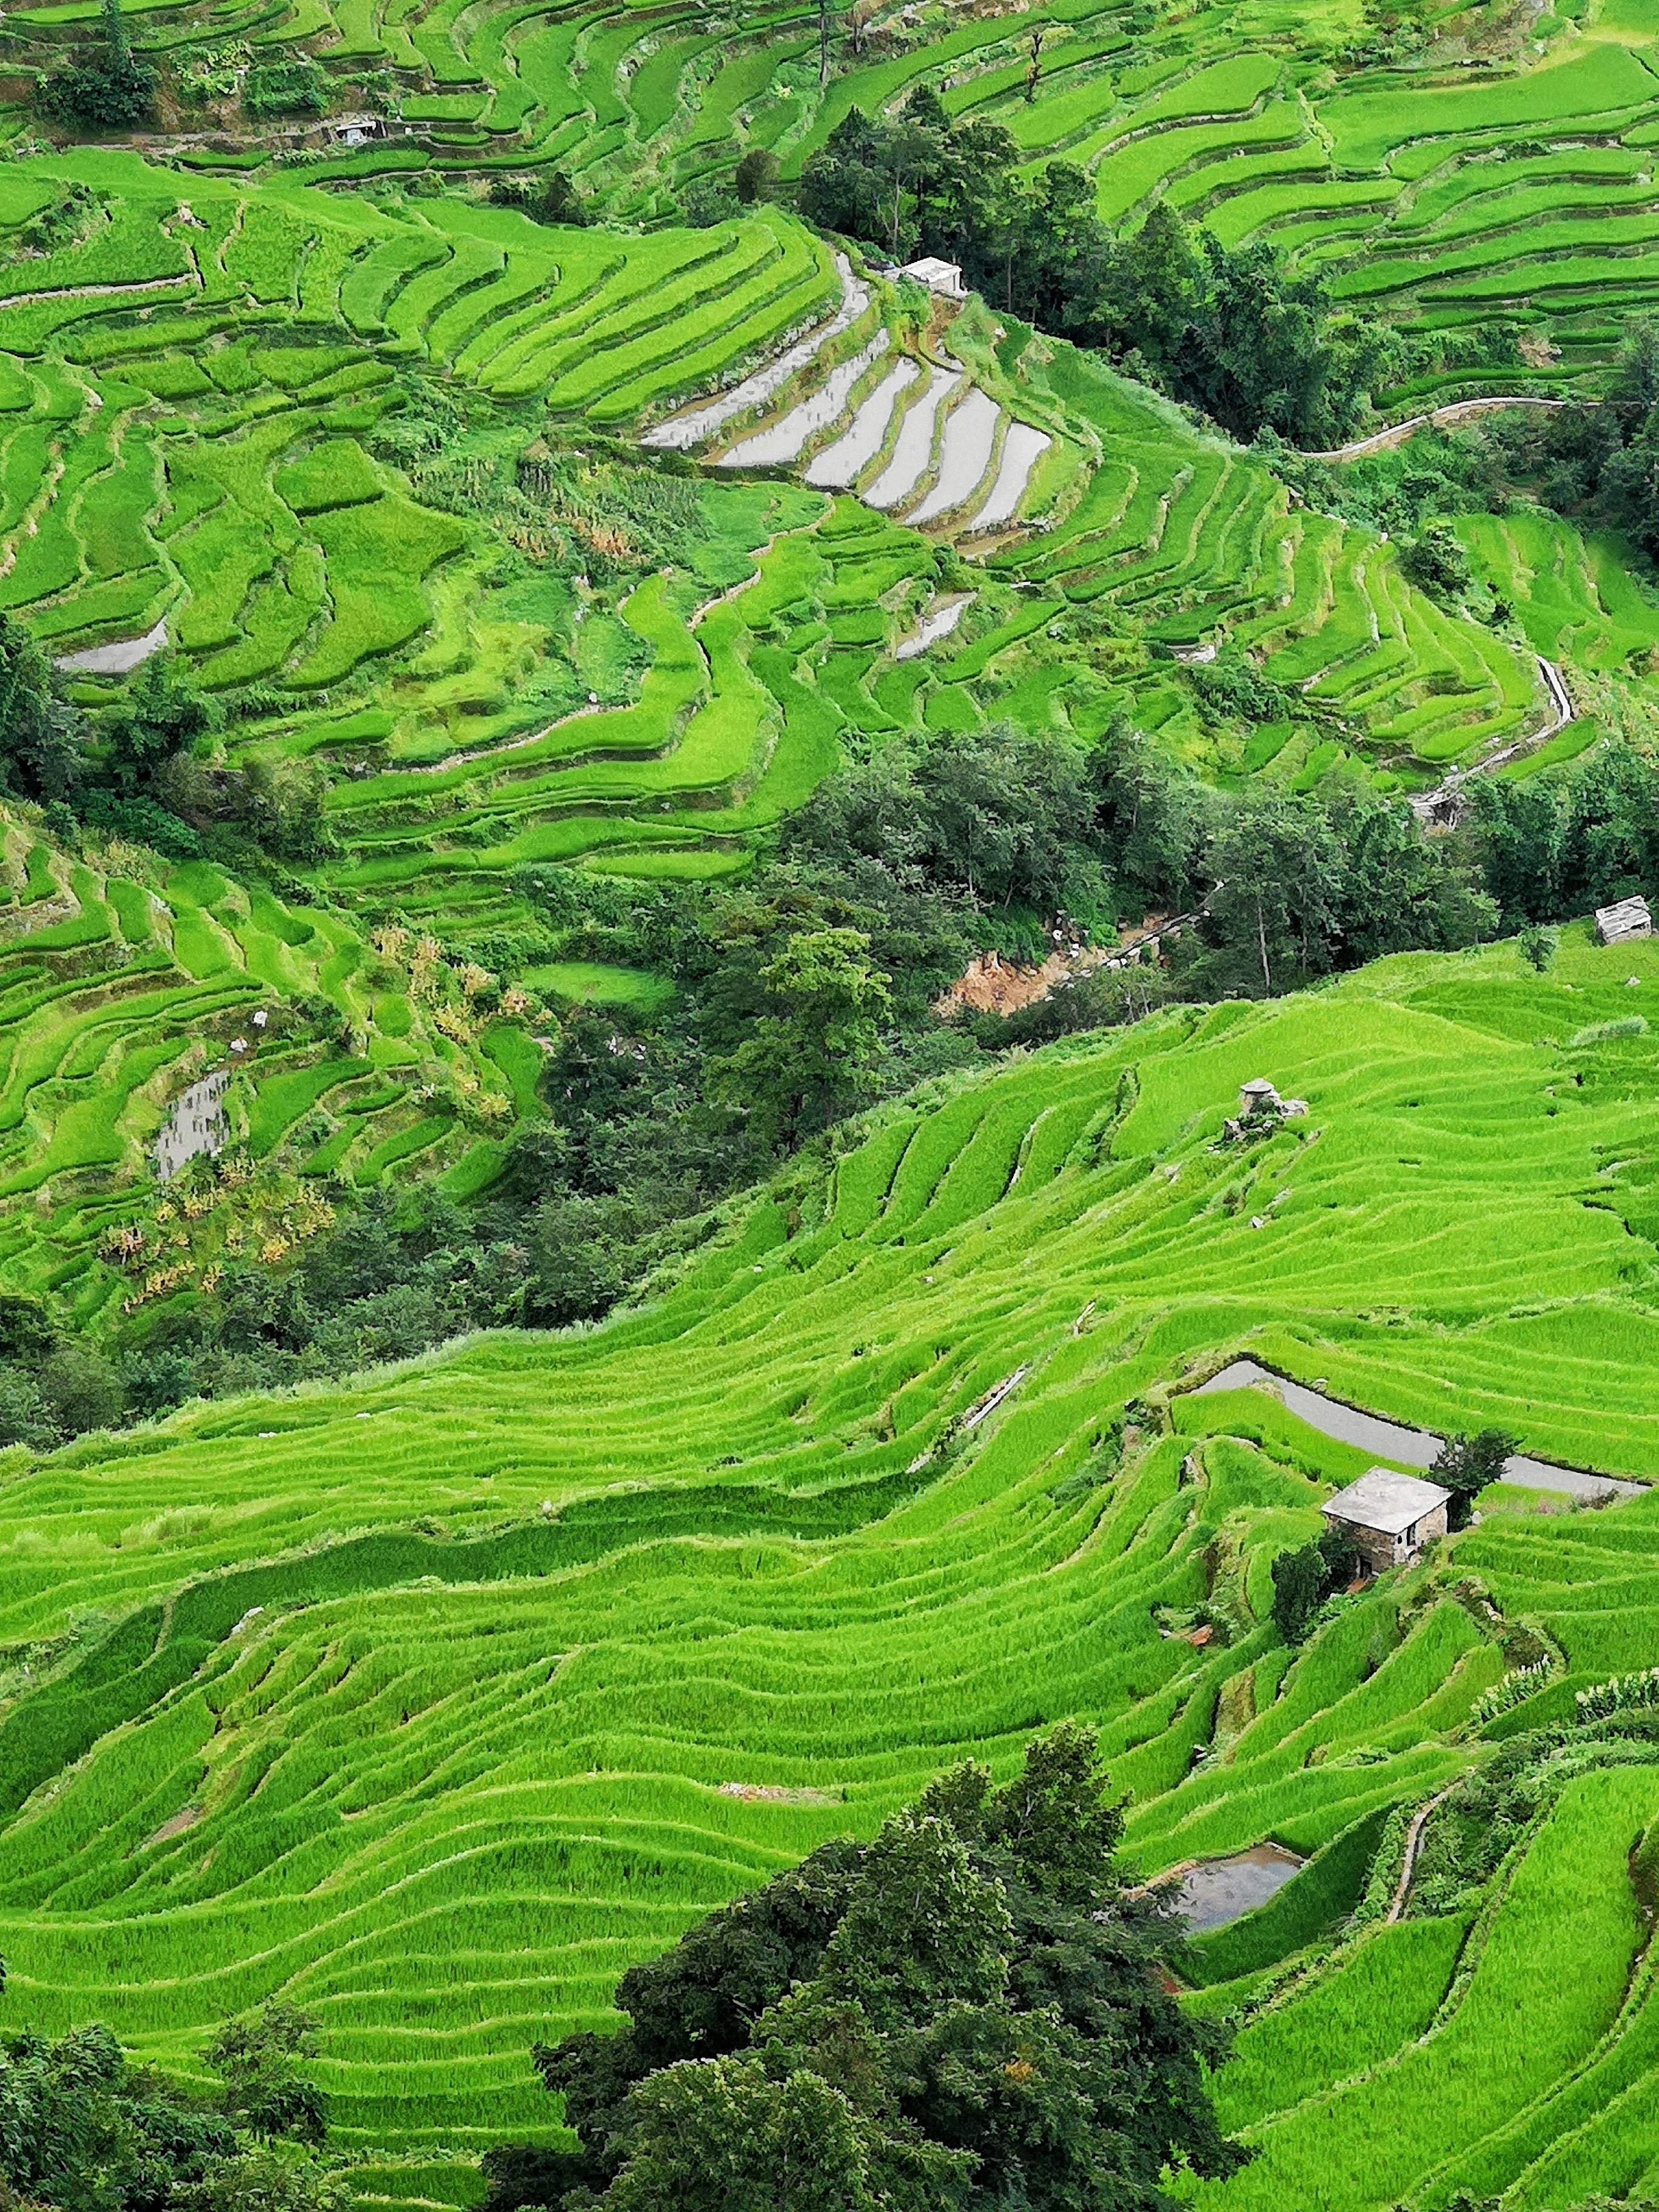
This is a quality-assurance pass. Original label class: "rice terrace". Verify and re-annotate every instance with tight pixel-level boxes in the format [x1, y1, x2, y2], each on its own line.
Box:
[4, 0, 1659, 2204]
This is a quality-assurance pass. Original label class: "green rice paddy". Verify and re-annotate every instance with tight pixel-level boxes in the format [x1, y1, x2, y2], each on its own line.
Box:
[5, 927, 1659, 2207]
[0, 1, 1656, 2204]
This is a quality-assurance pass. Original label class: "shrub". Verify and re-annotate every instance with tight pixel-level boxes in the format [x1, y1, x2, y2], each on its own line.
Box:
[1272, 1527, 1358, 1643]
[1399, 519, 1473, 601]
[1575, 1667, 1659, 1724]
[244, 59, 328, 117]
[37, 0, 155, 125]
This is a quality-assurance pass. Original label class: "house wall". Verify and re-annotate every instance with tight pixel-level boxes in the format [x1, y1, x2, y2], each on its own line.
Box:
[1327, 1515, 1396, 1577]
[1324, 1504, 1446, 1575]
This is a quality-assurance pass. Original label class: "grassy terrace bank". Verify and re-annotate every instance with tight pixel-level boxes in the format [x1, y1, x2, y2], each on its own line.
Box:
[1, 928, 1657, 2205]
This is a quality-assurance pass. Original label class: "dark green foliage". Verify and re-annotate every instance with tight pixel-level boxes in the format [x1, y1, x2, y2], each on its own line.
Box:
[800, 99, 1392, 443]
[1399, 518, 1473, 602]
[1183, 782, 1493, 998]
[1270, 1543, 1326, 1645]
[1187, 649, 1295, 727]
[1271, 1526, 1360, 1644]
[489, 170, 588, 226]
[707, 926, 893, 1147]
[242, 59, 328, 116]
[1317, 1523, 1359, 1591]
[1179, 1805, 1392, 1986]
[205, 2003, 327, 2143]
[37, 0, 156, 126]
[0, 2019, 235, 2210]
[1262, 423, 1501, 543]
[1490, 319, 1659, 558]
[508, 1726, 1245, 2212]
[1469, 738, 1659, 927]
[37, 1342, 122, 1436]
[733, 148, 781, 205]
[1431, 1426, 1517, 1530]
[174, 2142, 350, 2211]
[0, 612, 82, 806]
[103, 653, 221, 798]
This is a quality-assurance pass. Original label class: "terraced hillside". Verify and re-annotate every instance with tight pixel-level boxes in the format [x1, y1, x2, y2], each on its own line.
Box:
[0, 817, 555, 1312]
[10, 0, 1655, 401]
[2, 1, 1659, 2205]
[0, 150, 1589, 834]
[4, 928, 1659, 2210]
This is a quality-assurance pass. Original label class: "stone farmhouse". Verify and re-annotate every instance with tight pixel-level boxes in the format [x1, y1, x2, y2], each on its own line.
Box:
[1322, 1468, 1451, 1576]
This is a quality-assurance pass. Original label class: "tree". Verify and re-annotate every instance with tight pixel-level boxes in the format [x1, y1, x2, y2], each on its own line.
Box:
[1432, 1427, 1517, 1531]
[38, 1342, 122, 1436]
[1317, 1523, 1359, 1592]
[205, 2002, 328, 2143]
[708, 927, 891, 1146]
[176, 2144, 351, 2212]
[1270, 1542, 1326, 1644]
[506, 1729, 1247, 2212]
[1399, 517, 1473, 600]
[734, 147, 782, 205]
[0, 614, 81, 805]
[38, 0, 156, 127]
[1202, 788, 1344, 994]
[104, 652, 220, 797]
[0, 2020, 234, 2210]
[600, 2057, 879, 2212]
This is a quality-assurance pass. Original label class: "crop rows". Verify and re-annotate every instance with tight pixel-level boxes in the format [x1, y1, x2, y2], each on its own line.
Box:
[69, 0, 1654, 397]
[1, 928, 1657, 2167]
[0, 829, 519, 1316]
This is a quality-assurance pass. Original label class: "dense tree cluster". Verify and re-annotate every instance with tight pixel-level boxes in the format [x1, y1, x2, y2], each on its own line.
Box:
[0, 1997, 341, 2211]
[1270, 1526, 1360, 1645]
[799, 90, 1393, 444]
[486, 1726, 1247, 2211]
[93, 715, 1657, 1423]
[1467, 739, 1659, 928]
[36, 0, 155, 127]
[0, 620, 330, 864]
[1485, 321, 1659, 560]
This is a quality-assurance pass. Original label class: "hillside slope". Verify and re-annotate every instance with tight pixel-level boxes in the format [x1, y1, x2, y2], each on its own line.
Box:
[3, 925, 1659, 2203]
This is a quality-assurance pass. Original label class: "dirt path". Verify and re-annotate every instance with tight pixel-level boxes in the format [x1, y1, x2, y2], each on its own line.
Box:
[1191, 1356, 1643, 1502]
[1303, 395, 1571, 464]
[1387, 1778, 1469, 1924]
[1407, 655, 1572, 822]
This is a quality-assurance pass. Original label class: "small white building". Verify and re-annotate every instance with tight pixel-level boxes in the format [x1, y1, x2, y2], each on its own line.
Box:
[902, 255, 967, 301]
[1595, 895, 1652, 947]
[1322, 1469, 1451, 1576]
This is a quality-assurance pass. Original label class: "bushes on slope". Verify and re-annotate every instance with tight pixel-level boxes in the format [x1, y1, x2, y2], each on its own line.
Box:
[36, 0, 155, 127]
[799, 93, 1394, 446]
[490, 1726, 1247, 2211]
[0, 2002, 333, 2212]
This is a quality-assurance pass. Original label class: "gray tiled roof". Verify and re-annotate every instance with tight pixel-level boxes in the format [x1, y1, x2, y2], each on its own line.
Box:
[1322, 1467, 1450, 1537]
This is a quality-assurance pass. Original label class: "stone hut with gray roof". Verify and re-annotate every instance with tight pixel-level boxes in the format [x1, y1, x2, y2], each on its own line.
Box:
[1321, 1468, 1450, 1576]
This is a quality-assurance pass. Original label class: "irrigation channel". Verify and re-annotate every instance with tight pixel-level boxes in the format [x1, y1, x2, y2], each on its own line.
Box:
[1191, 1358, 1643, 1502]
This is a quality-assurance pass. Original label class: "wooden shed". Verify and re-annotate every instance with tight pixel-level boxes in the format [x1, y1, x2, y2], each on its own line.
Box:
[1321, 1468, 1450, 1576]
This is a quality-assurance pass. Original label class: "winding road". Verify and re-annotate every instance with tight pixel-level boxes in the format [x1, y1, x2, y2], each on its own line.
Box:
[1303, 394, 1570, 465]
[1191, 1356, 1643, 1503]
